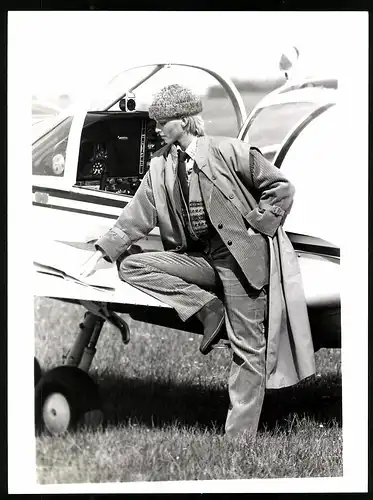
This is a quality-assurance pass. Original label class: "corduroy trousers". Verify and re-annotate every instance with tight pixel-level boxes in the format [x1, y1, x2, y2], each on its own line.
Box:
[118, 231, 268, 438]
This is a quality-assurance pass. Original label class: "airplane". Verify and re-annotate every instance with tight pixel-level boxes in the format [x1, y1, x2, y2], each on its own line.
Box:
[32, 57, 341, 436]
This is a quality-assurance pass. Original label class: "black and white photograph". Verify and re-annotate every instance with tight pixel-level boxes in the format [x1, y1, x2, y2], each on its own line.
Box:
[7, 10, 368, 494]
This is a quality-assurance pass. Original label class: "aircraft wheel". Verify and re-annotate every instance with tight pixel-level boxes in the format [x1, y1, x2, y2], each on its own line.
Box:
[34, 357, 42, 386]
[35, 366, 103, 436]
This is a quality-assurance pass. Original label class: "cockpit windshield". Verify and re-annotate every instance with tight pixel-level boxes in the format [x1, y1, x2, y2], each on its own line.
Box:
[88, 64, 245, 137]
[243, 101, 322, 149]
[89, 65, 162, 111]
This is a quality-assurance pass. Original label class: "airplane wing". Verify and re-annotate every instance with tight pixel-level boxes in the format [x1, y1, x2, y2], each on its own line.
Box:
[34, 268, 168, 307]
[33, 239, 118, 289]
[33, 239, 339, 311]
[33, 238, 168, 307]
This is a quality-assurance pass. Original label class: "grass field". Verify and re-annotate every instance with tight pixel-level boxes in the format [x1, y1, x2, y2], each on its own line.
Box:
[35, 297, 342, 484]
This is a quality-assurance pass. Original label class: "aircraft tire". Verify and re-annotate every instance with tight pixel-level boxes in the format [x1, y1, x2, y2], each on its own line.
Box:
[35, 365, 103, 436]
[34, 357, 42, 387]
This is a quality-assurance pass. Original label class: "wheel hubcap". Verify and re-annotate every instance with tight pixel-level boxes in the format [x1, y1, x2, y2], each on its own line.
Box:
[42, 393, 71, 435]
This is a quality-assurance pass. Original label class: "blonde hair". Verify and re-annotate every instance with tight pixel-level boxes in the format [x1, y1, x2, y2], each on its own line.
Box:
[182, 115, 205, 136]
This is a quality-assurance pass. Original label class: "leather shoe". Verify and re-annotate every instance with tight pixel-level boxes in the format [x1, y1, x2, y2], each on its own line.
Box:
[196, 297, 225, 355]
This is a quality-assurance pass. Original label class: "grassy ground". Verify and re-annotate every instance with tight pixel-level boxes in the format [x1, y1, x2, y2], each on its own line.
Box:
[35, 297, 342, 484]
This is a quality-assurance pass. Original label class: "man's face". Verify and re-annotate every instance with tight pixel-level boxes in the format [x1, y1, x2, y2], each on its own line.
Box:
[156, 118, 184, 144]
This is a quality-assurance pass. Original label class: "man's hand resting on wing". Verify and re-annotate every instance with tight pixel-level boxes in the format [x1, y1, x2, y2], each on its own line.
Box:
[79, 250, 105, 278]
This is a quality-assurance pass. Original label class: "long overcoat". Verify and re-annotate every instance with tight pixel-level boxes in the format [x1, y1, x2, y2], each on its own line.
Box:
[96, 135, 316, 389]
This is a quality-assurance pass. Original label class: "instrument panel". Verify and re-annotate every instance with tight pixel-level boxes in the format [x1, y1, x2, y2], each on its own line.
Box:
[76, 111, 164, 196]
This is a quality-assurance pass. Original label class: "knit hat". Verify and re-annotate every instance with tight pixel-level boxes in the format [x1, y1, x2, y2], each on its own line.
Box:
[148, 84, 203, 121]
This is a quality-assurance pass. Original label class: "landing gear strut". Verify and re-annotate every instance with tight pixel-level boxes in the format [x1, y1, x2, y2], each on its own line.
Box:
[35, 301, 130, 436]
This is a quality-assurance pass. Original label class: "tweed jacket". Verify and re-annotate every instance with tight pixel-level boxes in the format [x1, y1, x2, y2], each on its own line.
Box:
[96, 136, 316, 389]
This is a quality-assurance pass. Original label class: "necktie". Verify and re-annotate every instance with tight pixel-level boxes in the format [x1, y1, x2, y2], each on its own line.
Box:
[178, 150, 189, 201]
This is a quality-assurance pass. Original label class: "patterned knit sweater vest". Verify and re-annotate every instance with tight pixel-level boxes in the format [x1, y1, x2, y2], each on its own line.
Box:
[178, 168, 213, 241]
